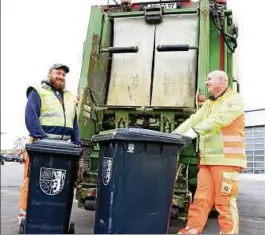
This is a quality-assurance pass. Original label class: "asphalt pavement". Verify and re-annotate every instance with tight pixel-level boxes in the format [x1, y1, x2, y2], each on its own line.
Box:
[1, 162, 265, 234]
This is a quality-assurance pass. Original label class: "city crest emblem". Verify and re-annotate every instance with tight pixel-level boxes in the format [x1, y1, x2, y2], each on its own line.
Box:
[102, 157, 113, 186]
[39, 167, 66, 196]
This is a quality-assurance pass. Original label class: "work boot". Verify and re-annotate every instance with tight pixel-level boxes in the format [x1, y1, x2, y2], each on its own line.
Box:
[178, 226, 198, 234]
[17, 209, 26, 225]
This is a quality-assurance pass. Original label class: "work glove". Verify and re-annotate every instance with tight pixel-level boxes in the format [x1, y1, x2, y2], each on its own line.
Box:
[73, 141, 82, 147]
[182, 128, 198, 139]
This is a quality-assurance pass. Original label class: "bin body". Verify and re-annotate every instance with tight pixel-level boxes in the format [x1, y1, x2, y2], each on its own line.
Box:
[24, 139, 82, 234]
[92, 128, 191, 234]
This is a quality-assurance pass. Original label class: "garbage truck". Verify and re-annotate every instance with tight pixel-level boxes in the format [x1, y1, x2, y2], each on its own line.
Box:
[75, 0, 239, 220]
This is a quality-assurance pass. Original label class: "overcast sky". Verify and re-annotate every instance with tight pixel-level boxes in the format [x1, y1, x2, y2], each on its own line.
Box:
[1, 0, 265, 149]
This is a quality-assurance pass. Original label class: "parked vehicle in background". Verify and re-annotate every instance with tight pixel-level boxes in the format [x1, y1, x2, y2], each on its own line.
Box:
[3, 154, 23, 163]
[0, 154, 5, 165]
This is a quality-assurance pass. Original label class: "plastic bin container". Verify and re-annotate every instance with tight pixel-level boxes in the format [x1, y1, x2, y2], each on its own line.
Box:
[19, 139, 83, 234]
[92, 128, 192, 234]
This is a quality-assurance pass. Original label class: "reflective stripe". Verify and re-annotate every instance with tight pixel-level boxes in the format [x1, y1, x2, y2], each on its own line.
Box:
[185, 227, 198, 234]
[229, 197, 239, 234]
[223, 171, 239, 181]
[46, 133, 71, 140]
[219, 172, 239, 234]
[223, 135, 244, 142]
[41, 112, 64, 118]
[224, 147, 245, 154]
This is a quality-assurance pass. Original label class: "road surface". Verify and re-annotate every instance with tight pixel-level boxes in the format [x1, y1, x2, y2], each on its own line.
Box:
[1, 162, 265, 234]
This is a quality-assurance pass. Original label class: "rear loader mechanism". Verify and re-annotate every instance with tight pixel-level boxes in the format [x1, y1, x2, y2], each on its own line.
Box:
[75, 0, 239, 220]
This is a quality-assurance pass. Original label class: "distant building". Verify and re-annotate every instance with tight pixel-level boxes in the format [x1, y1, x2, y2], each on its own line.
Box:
[244, 109, 265, 174]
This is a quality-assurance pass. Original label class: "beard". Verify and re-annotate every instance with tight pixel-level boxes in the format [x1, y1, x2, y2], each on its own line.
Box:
[50, 79, 65, 91]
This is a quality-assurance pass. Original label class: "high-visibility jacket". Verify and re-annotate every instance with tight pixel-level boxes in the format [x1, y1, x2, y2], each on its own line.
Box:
[26, 82, 76, 141]
[173, 88, 246, 168]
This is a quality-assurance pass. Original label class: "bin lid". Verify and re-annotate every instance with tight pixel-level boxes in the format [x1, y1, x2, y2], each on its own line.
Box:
[25, 139, 83, 156]
[91, 128, 192, 145]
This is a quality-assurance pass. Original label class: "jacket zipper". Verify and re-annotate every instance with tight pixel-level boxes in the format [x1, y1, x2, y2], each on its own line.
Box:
[61, 101, 66, 140]
[54, 91, 66, 140]
[60, 94, 66, 140]
[203, 102, 214, 162]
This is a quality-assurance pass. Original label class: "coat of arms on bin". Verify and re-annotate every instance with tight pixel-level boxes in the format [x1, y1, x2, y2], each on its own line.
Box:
[127, 143, 135, 153]
[102, 157, 113, 186]
[39, 167, 66, 196]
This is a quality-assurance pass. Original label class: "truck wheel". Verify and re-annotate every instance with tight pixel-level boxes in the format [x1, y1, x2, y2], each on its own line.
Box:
[68, 222, 75, 234]
[84, 199, 96, 211]
[170, 206, 179, 219]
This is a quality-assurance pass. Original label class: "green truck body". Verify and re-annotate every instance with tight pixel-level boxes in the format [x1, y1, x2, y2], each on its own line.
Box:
[75, 0, 239, 219]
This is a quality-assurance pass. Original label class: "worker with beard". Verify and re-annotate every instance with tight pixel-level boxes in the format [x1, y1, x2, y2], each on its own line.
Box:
[17, 64, 81, 224]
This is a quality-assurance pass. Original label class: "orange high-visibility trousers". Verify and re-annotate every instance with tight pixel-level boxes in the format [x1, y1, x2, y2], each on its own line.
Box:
[178, 165, 241, 234]
[19, 137, 34, 211]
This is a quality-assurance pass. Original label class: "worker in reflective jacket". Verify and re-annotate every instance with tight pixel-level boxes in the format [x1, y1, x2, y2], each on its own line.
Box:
[172, 70, 246, 234]
[17, 64, 81, 224]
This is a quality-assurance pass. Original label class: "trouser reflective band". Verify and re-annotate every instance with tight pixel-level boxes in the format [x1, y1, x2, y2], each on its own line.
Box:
[180, 166, 240, 234]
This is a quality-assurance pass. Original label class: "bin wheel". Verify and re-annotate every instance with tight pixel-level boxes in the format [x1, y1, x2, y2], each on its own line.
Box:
[68, 222, 75, 234]
[18, 218, 25, 234]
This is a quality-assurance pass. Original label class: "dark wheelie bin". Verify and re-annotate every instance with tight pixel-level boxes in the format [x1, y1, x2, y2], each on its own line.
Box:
[18, 139, 83, 234]
[92, 128, 192, 234]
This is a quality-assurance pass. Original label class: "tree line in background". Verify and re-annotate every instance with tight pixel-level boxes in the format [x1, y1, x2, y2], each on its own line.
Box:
[1, 136, 28, 157]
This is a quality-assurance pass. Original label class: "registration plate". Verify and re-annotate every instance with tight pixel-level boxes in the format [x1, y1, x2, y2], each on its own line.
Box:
[146, 2, 178, 9]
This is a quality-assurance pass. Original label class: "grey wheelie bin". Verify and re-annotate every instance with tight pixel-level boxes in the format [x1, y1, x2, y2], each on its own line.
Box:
[92, 128, 192, 234]
[18, 139, 83, 234]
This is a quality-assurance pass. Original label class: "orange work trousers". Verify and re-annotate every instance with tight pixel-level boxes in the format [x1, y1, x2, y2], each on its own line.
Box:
[179, 165, 241, 234]
[19, 137, 34, 211]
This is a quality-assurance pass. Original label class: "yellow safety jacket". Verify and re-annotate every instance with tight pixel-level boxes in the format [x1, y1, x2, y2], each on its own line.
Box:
[26, 82, 76, 140]
[174, 88, 246, 168]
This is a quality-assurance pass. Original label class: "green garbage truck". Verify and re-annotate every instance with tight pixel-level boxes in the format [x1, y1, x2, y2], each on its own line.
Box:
[75, 0, 239, 220]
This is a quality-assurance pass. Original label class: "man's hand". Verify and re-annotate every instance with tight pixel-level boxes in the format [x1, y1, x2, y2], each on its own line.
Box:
[183, 128, 198, 139]
[32, 136, 46, 142]
[73, 141, 82, 147]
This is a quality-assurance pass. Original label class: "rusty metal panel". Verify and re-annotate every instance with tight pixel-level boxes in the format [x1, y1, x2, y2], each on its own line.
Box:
[151, 14, 198, 108]
[106, 17, 155, 106]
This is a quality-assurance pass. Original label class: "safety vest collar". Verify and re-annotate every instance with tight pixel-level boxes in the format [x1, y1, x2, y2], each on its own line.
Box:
[209, 87, 230, 101]
[40, 79, 71, 94]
